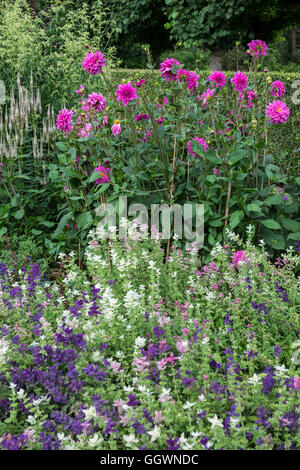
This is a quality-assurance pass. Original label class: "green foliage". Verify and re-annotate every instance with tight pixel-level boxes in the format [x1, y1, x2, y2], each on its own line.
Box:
[0, 0, 118, 109]
[164, 0, 300, 51]
[159, 47, 210, 70]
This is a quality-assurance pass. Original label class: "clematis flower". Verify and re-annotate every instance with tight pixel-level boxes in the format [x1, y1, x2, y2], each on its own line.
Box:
[265, 100, 290, 124]
[82, 50, 106, 75]
[116, 82, 138, 106]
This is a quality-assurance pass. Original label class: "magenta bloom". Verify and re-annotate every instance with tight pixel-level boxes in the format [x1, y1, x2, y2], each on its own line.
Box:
[247, 39, 268, 57]
[208, 71, 226, 88]
[76, 84, 85, 96]
[270, 80, 286, 98]
[94, 165, 110, 184]
[135, 79, 145, 88]
[265, 100, 290, 124]
[199, 88, 215, 107]
[246, 90, 257, 108]
[187, 136, 209, 158]
[78, 123, 92, 138]
[86, 92, 107, 112]
[186, 70, 199, 91]
[294, 377, 300, 389]
[160, 58, 181, 82]
[231, 71, 248, 92]
[213, 168, 220, 176]
[232, 250, 249, 266]
[116, 81, 138, 106]
[135, 112, 150, 122]
[82, 50, 106, 75]
[56, 108, 73, 135]
[111, 120, 121, 136]
[176, 69, 199, 90]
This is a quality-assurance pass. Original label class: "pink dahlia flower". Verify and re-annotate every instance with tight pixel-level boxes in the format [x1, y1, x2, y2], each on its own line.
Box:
[187, 136, 209, 158]
[78, 123, 92, 138]
[56, 108, 74, 135]
[247, 39, 268, 57]
[82, 50, 106, 75]
[199, 88, 215, 107]
[160, 57, 181, 82]
[94, 165, 110, 184]
[176, 69, 199, 90]
[111, 120, 121, 136]
[116, 81, 138, 106]
[265, 100, 290, 124]
[208, 70, 226, 88]
[86, 92, 107, 113]
[231, 71, 248, 92]
[294, 377, 300, 389]
[246, 90, 257, 108]
[270, 80, 286, 98]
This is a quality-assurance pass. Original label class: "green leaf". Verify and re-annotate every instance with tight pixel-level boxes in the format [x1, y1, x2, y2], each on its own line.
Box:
[261, 219, 281, 230]
[76, 212, 93, 228]
[287, 232, 300, 241]
[262, 229, 285, 250]
[229, 210, 244, 229]
[0, 226, 7, 237]
[280, 218, 300, 232]
[205, 150, 220, 164]
[54, 212, 73, 237]
[264, 194, 284, 205]
[246, 203, 262, 213]
[14, 209, 25, 220]
[228, 149, 247, 165]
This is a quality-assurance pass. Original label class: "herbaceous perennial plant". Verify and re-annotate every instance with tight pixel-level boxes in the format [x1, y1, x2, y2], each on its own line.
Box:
[51, 43, 300, 258]
[0, 225, 299, 450]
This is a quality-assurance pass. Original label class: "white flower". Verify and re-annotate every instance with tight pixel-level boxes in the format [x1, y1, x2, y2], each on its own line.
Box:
[92, 351, 101, 362]
[135, 336, 146, 348]
[207, 414, 223, 429]
[83, 406, 98, 421]
[183, 401, 195, 410]
[230, 417, 240, 427]
[248, 373, 262, 385]
[274, 364, 290, 378]
[16, 389, 26, 399]
[148, 425, 161, 442]
[123, 434, 139, 447]
[123, 386, 134, 393]
[27, 415, 36, 425]
[88, 434, 103, 447]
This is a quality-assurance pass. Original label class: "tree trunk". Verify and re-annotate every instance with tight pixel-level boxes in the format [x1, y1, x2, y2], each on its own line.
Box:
[29, 0, 37, 14]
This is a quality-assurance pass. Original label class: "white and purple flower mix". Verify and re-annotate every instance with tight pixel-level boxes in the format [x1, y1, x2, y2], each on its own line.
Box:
[0, 227, 299, 450]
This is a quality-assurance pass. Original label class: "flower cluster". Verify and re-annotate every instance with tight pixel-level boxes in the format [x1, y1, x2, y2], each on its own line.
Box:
[0, 229, 299, 450]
